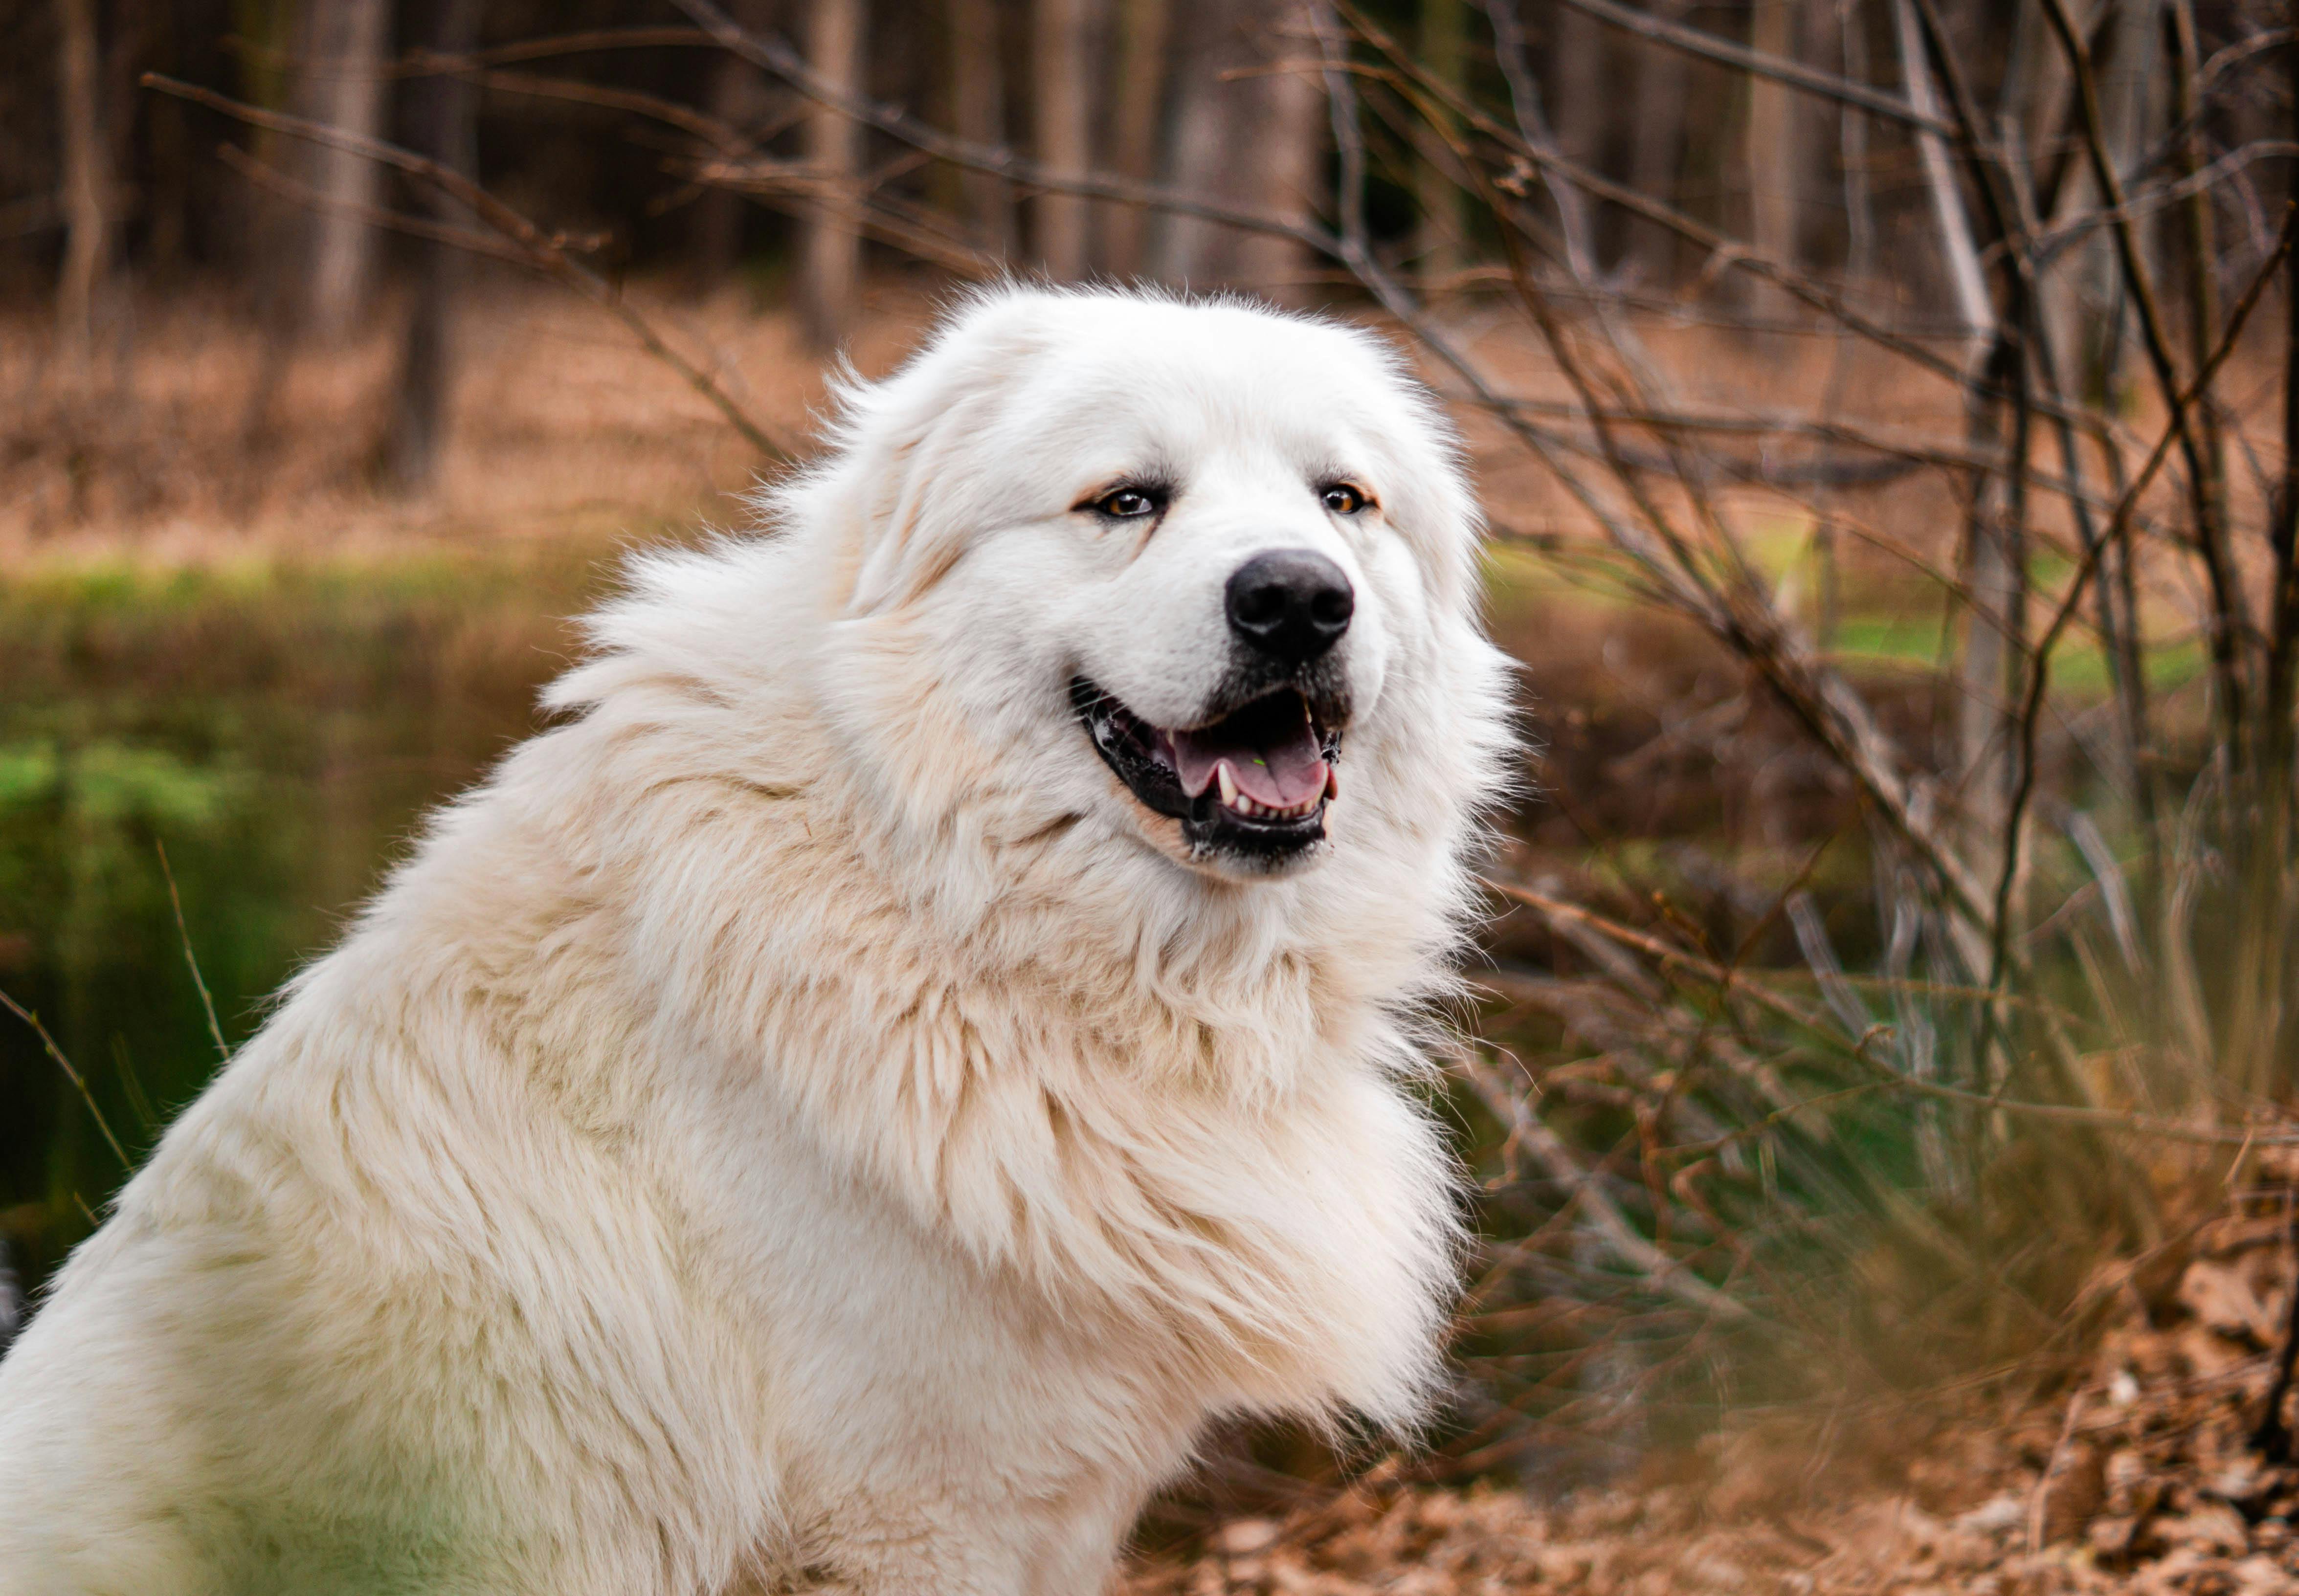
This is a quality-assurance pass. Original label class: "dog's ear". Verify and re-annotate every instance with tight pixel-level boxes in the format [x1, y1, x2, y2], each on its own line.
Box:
[1329, 330, 1486, 617]
[836, 299, 1050, 616]
[843, 415, 971, 616]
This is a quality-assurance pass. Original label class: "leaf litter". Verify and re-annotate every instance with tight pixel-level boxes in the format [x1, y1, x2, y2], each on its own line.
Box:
[1125, 1205, 2299, 1595]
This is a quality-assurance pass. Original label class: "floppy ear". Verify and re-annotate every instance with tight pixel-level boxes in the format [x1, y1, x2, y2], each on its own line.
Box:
[1398, 445, 1485, 617]
[1338, 331, 1486, 617]
[843, 398, 995, 616]
[835, 297, 1053, 616]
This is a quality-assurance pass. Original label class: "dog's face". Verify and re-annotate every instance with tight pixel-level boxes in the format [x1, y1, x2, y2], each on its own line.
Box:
[806, 289, 1488, 887]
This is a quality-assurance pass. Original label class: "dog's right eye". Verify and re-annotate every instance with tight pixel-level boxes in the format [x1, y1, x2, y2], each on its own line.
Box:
[1089, 487, 1161, 519]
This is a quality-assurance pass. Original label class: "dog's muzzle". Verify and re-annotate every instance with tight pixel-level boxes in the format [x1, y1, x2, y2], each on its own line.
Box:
[1071, 668, 1348, 867]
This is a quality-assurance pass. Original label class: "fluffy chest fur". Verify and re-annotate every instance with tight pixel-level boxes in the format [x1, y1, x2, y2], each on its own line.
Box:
[291, 681, 1467, 1586]
[472, 669, 1466, 1428]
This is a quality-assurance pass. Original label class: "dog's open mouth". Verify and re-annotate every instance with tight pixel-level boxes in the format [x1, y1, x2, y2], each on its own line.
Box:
[1071, 677, 1342, 861]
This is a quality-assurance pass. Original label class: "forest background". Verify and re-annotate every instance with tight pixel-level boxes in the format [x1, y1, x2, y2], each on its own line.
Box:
[9, 2, 2299, 1587]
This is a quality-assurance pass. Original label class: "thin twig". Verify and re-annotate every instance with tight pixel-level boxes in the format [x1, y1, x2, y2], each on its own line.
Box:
[1338, 15, 2109, 440]
[1459, 1051, 1756, 1321]
[216, 142, 536, 267]
[227, 24, 720, 79]
[1993, 209, 2299, 1050]
[1554, 0, 1958, 138]
[0, 988, 132, 1174]
[2039, 0, 2248, 751]
[1893, 1080, 2294, 1149]
[1480, 0, 1597, 280]
[1343, 10, 2003, 939]
[2020, 139, 2299, 258]
[156, 840, 228, 1064]
[422, 54, 767, 151]
[2029, 1387, 2090, 1552]
[143, 73, 795, 463]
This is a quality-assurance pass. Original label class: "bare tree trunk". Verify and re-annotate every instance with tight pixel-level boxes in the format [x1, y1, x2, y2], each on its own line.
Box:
[690, 0, 779, 291]
[2168, 0, 2222, 540]
[383, 0, 483, 493]
[1486, 0, 1595, 277]
[1894, 0, 2010, 889]
[1954, 430, 2022, 886]
[1837, 0, 1874, 287]
[800, 0, 865, 349]
[2008, 0, 2076, 192]
[1998, 6, 2144, 825]
[2091, 0, 2163, 400]
[1033, 0, 1093, 277]
[1152, 0, 1320, 298]
[1626, 0, 1690, 281]
[1550, 0, 1606, 271]
[302, 0, 394, 339]
[1894, 0, 1989, 336]
[1794, 0, 1841, 269]
[1815, 3, 1869, 652]
[1103, 0, 1169, 276]
[1413, 0, 1466, 286]
[144, 0, 191, 276]
[949, 0, 1016, 259]
[2038, 0, 2157, 406]
[232, 0, 310, 460]
[1745, 0, 1797, 314]
[55, 0, 108, 378]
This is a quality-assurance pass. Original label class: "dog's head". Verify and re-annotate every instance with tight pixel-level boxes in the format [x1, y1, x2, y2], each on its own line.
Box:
[784, 287, 1507, 898]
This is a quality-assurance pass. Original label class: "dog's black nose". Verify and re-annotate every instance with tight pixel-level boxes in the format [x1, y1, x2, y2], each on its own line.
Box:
[1225, 550, 1353, 665]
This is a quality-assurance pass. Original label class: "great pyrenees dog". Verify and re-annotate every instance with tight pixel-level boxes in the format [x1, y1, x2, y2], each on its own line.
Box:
[0, 287, 1511, 1595]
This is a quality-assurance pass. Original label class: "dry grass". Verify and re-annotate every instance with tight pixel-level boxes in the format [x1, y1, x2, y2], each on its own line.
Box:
[1123, 1182, 2299, 1594]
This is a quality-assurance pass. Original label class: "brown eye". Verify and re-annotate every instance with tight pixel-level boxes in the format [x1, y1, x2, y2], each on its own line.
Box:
[1093, 487, 1161, 518]
[1321, 483, 1367, 515]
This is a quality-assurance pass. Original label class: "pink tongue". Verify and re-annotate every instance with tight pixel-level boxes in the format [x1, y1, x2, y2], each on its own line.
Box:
[1170, 721, 1328, 808]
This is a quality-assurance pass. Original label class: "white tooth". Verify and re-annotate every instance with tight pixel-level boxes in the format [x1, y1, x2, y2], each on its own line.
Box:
[1218, 764, 1239, 806]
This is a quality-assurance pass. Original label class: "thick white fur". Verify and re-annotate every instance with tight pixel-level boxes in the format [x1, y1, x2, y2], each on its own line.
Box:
[0, 287, 1512, 1595]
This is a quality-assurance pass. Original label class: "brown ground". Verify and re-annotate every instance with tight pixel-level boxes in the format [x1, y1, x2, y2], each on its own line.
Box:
[1124, 1203, 2299, 1595]
[1, 276, 938, 561]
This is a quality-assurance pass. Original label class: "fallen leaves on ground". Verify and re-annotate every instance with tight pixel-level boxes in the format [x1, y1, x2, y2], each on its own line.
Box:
[1126, 1208, 2299, 1594]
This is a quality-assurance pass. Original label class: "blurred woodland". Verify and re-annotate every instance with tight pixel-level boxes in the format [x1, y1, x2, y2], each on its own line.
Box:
[17, 1, 2299, 1585]
[6, 0, 2289, 495]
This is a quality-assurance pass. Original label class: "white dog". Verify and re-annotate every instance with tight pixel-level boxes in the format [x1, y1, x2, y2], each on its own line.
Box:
[0, 287, 1511, 1595]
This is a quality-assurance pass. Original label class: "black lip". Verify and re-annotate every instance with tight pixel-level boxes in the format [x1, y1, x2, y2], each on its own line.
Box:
[1071, 677, 1344, 866]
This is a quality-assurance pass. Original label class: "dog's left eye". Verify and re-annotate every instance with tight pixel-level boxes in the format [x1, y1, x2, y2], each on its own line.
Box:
[1090, 487, 1162, 519]
[1320, 483, 1368, 515]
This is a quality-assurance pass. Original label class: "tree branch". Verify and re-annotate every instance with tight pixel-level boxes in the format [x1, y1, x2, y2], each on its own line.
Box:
[143, 73, 794, 463]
